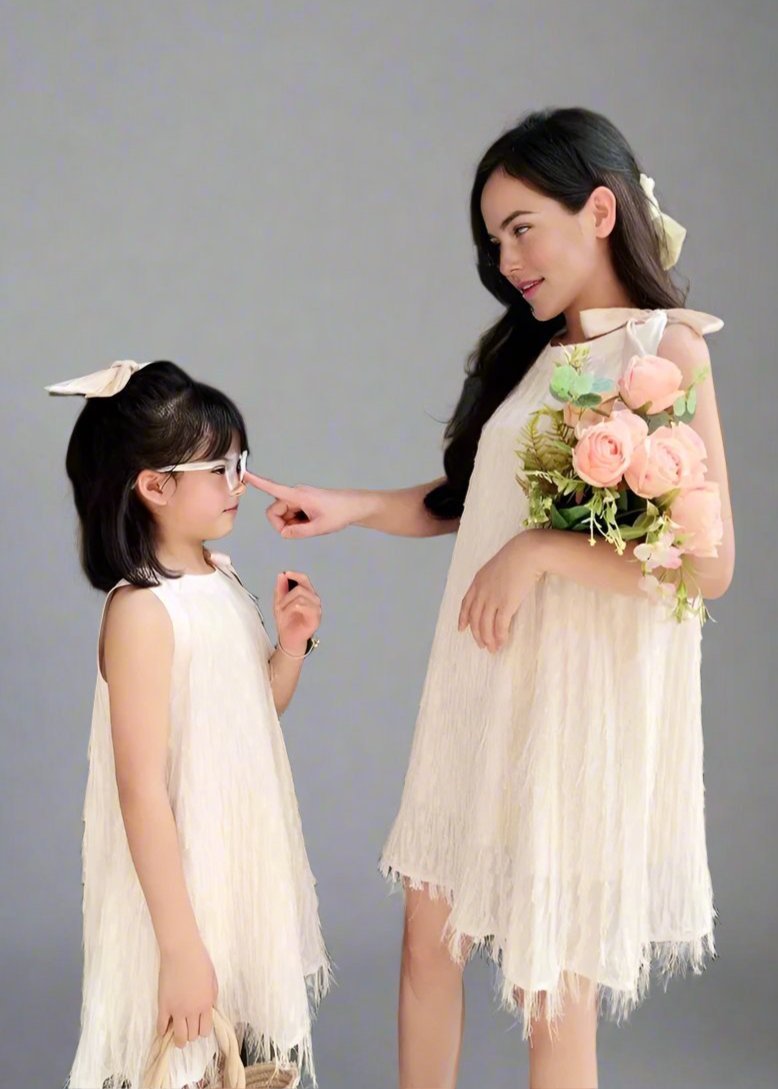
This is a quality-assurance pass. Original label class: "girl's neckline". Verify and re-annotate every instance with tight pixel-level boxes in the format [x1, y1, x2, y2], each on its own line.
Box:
[161, 554, 228, 586]
[166, 548, 222, 580]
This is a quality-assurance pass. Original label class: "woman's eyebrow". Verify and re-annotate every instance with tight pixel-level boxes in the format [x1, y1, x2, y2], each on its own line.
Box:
[499, 209, 537, 230]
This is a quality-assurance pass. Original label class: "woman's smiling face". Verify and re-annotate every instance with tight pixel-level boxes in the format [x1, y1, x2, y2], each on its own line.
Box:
[480, 167, 606, 323]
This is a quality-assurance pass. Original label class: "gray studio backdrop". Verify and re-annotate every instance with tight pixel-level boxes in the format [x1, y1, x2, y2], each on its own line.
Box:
[2, 3, 776, 1087]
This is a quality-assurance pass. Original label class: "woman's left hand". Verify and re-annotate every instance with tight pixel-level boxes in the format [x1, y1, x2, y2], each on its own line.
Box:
[273, 571, 322, 656]
[458, 532, 546, 652]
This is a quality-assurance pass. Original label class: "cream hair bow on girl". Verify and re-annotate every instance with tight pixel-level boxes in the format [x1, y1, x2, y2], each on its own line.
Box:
[639, 173, 687, 270]
[45, 360, 151, 398]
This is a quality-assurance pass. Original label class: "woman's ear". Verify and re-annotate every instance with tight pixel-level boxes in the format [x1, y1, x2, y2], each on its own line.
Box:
[135, 469, 174, 509]
[589, 185, 617, 240]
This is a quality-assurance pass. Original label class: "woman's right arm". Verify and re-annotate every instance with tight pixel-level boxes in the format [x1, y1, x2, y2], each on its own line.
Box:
[103, 588, 218, 1046]
[245, 472, 460, 539]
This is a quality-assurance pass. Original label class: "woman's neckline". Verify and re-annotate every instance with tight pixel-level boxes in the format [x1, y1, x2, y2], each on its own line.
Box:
[547, 323, 624, 350]
[548, 305, 650, 350]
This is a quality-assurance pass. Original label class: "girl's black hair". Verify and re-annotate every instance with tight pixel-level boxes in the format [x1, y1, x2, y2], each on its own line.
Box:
[61, 361, 249, 591]
[424, 106, 687, 519]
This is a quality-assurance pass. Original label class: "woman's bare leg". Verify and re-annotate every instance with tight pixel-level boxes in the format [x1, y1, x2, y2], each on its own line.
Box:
[526, 974, 599, 1089]
[398, 882, 469, 1089]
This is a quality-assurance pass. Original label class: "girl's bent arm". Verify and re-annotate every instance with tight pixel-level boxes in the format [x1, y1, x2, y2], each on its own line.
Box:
[268, 649, 304, 715]
[103, 588, 203, 954]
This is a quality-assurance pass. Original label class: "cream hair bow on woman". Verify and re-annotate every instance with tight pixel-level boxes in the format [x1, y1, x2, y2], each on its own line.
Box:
[45, 360, 151, 398]
[639, 173, 687, 270]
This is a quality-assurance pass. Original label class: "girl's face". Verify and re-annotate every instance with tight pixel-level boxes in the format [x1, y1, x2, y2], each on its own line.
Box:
[480, 168, 613, 322]
[151, 435, 248, 542]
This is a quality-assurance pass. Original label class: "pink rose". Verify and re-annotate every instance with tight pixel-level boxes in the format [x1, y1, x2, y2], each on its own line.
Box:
[618, 353, 685, 413]
[572, 414, 637, 488]
[611, 404, 649, 447]
[624, 425, 701, 499]
[672, 422, 708, 486]
[669, 483, 723, 557]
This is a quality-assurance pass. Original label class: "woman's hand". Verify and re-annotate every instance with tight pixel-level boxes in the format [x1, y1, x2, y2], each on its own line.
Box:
[245, 472, 368, 539]
[274, 571, 322, 655]
[157, 937, 219, 1049]
[458, 532, 546, 652]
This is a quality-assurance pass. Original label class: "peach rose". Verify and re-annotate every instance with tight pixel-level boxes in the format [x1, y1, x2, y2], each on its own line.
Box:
[624, 424, 701, 499]
[669, 483, 723, 557]
[672, 422, 708, 485]
[618, 353, 685, 413]
[611, 404, 649, 447]
[572, 414, 637, 488]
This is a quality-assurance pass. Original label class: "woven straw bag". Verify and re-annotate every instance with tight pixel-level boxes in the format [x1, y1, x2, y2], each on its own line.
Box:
[143, 1007, 300, 1088]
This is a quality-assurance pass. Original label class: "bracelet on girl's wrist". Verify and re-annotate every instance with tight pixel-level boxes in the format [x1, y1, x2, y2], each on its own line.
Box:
[276, 636, 320, 660]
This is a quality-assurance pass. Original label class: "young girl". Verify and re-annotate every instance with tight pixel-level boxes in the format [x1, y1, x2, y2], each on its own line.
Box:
[48, 360, 331, 1089]
[248, 107, 735, 1089]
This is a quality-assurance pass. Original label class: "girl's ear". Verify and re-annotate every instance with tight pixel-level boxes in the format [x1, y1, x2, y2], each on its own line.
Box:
[135, 469, 175, 509]
[589, 185, 617, 240]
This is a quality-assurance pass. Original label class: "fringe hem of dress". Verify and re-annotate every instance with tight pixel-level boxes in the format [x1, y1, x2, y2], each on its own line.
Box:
[64, 961, 332, 1089]
[379, 858, 716, 1041]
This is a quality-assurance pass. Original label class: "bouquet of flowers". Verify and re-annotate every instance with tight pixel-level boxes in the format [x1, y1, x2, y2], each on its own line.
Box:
[515, 344, 724, 623]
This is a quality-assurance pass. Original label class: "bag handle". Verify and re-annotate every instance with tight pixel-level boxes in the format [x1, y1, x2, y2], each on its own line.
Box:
[143, 1007, 246, 1089]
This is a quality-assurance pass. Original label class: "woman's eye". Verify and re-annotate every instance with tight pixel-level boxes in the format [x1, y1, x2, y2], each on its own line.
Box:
[512, 224, 529, 238]
[212, 466, 226, 475]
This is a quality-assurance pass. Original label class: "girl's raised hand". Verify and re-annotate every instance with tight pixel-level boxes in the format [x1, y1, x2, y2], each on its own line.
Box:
[458, 532, 546, 652]
[245, 472, 365, 539]
[157, 937, 219, 1049]
[274, 571, 322, 655]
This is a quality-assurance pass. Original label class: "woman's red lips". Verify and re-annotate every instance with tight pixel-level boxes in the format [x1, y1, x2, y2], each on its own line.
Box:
[518, 278, 543, 299]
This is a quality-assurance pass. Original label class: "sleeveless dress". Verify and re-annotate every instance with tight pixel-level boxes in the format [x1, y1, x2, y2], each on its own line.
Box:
[67, 552, 331, 1089]
[379, 307, 724, 1035]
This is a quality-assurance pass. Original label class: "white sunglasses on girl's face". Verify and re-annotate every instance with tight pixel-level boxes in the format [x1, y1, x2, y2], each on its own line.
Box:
[155, 449, 249, 492]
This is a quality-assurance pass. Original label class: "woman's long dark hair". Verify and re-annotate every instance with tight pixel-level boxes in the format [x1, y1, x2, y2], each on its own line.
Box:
[61, 361, 249, 591]
[424, 106, 687, 519]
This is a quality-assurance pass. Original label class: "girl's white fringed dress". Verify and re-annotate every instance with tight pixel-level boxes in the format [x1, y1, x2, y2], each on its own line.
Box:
[379, 307, 723, 1035]
[68, 552, 331, 1089]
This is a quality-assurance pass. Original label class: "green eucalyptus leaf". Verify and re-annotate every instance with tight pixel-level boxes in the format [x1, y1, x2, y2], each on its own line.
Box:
[647, 411, 671, 433]
[568, 372, 593, 399]
[559, 503, 592, 525]
[619, 523, 652, 541]
[550, 504, 570, 530]
[575, 393, 602, 408]
[550, 365, 577, 400]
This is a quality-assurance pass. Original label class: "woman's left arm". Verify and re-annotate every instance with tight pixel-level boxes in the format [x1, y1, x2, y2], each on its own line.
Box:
[653, 321, 735, 598]
[536, 327, 735, 599]
[459, 324, 735, 653]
